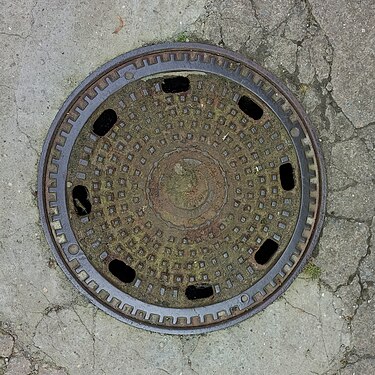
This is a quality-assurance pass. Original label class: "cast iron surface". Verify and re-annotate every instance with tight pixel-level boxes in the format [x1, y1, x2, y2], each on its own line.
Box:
[38, 43, 326, 334]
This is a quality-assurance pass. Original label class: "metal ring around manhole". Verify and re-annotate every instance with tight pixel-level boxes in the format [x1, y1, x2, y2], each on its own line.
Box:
[38, 43, 326, 334]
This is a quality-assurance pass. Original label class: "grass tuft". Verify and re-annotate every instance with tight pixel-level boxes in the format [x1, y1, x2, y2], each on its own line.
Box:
[176, 32, 189, 42]
[303, 261, 322, 280]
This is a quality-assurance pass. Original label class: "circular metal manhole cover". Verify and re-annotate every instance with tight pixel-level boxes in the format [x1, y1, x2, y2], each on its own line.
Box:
[38, 43, 326, 334]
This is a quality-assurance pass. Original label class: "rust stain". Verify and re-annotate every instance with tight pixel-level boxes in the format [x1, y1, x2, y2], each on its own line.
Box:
[112, 16, 125, 35]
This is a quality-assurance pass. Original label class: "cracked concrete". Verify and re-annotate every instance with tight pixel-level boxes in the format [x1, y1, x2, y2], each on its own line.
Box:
[0, 0, 374, 374]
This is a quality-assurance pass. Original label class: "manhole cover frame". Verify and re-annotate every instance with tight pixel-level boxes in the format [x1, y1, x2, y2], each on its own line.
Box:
[38, 42, 326, 334]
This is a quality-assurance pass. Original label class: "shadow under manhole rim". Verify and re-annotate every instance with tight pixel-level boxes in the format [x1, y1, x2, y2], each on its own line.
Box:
[37, 42, 326, 335]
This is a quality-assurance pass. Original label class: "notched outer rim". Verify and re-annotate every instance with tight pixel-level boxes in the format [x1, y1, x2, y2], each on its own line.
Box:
[37, 42, 327, 335]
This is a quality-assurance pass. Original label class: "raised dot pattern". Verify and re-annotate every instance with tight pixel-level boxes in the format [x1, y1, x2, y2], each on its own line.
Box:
[66, 73, 300, 308]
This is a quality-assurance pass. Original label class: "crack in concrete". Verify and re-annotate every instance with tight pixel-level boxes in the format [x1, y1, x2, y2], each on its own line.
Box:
[326, 163, 359, 193]
[347, 219, 373, 318]
[70, 306, 96, 372]
[31, 301, 81, 348]
[0, 327, 16, 360]
[156, 368, 172, 375]
[320, 217, 374, 372]
[317, 284, 332, 367]
[253, 0, 297, 35]
[321, 216, 372, 284]
[248, 0, 260, 24]
[0, 0, 38, 42]
[217, 9, 225, 47]
[1, 322, 70, 375]
[324, 349, 375, 374]
[304, 0, 360, 134]
[13, 91, 40, 158]
[0, 32, 28, 40]
[281, 296, 319, 320]
[325, 212, 372, 225]
[357, 132, 375, 155]
[179, 335, 201, 374]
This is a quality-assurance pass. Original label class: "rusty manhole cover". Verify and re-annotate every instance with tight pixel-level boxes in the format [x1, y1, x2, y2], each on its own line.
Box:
[38, 43, 326, 334]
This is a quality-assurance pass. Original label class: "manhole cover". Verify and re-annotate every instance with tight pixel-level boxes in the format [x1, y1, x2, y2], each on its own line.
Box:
[38, 43, 326, 334]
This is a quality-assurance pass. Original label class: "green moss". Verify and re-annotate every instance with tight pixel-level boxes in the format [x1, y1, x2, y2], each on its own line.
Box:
[176, 32, 189, 42]
[303, 261, 322, 280]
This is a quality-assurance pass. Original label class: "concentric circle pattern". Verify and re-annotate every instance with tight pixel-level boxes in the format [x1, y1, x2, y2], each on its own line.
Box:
[38, 43, 326, 334]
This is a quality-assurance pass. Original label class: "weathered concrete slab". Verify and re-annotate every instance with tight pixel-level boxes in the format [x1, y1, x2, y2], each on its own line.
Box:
[0, 0, 374, 373]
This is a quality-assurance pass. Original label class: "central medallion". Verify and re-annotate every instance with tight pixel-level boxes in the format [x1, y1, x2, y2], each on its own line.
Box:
[147, 148, 228, 230]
